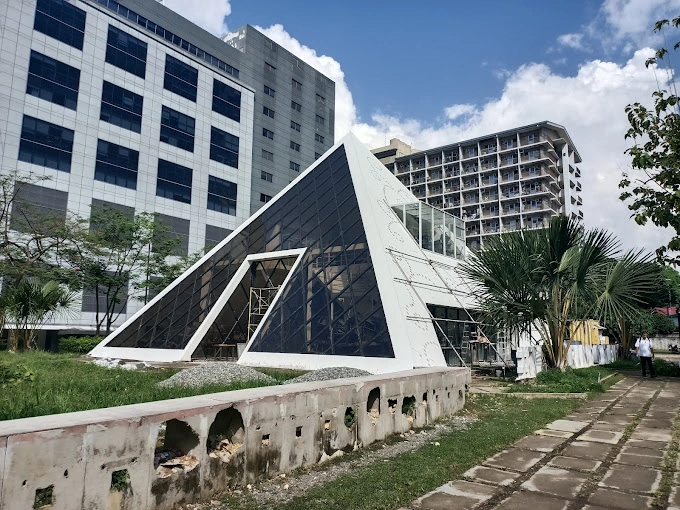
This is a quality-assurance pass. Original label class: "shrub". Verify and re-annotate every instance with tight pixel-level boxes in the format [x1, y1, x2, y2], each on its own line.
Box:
[59, 336, 103, 354]
[0, 361, 35, 388]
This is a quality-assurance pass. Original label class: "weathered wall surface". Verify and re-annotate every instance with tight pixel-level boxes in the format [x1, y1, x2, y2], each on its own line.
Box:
[0, 367, 469, 510]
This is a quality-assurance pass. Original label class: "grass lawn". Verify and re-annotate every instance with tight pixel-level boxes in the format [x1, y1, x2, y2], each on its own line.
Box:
[0, 351, 301, 421]
[221, 395, 582, 510]
[506, 366, 618, 394]
[606, 357, 680, 376]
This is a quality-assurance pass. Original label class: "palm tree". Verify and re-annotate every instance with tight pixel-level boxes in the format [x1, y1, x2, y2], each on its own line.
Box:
[459, 217, 660, 368]
[0, 278, 77, 351]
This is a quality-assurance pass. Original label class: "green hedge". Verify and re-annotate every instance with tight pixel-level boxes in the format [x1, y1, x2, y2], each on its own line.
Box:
[59, 336, 103, 354]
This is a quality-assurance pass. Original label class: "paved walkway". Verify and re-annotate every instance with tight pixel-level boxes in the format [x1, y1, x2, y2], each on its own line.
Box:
[403, 375, 680, 509]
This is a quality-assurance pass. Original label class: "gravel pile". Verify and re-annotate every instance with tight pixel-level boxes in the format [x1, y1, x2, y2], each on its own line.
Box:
[158, 363, 276, 388]
[283, 366, 372, 385]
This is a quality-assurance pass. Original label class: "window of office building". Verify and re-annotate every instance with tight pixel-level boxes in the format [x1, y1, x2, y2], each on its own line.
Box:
[292, 79, 302, 92]
[156, 159, 192, 204]
[26, 50, 80, 110]
[212, 79, 241, 122]
[315, 152, 321, 159]
[264, 62, 276, 74]
[290, 141, 300, 152]
[316, 93, 325, 105]
[207, 175, 237, 215]
[100, 81, 143, 133]
[289, 161, 300, 172]
[82, 272, 128, 314]
[315, 114, 325, 126]
[260, 193, 272, 203]
[94, 139, 139, 190]
[10, 182, 68, 233]
[18, 115, 73, 173]
[315, 133, 325, 143]
[210, 126, 239, 168]
[89, 199, 134, 233]
[160, 106, 195, 152]
[34, 0, 86, 50]
[164, 55, 198, 102]
[261, 171, 273, 182]
[262, 128, 274, 140]
[262, 149, 274, 161]
[264, 85, 275, 97]
[262, 106, 274, 118]
[205, 224, 232, 250]
[154, 213, 190, 256]
[290, 120, 301, 132]
[105, 25, 147, 78]
[291, 100, 301, 112]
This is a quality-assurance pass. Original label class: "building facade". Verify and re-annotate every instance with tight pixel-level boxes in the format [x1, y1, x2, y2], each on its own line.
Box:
[372, 122, 583, 249]
[0, 0, 334, 334]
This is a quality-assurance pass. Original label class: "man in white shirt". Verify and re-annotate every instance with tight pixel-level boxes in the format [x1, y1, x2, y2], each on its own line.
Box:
[635, 332, 656, 378]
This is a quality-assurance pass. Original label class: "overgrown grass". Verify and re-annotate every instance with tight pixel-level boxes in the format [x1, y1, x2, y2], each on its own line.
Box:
[506, 366, 615, 394]
[0, 352, 298, 421]
[221, 395, 580, 510]
[606, 358, 680, 376]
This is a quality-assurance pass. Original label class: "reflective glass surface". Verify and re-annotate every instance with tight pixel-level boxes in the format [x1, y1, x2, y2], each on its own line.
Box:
[26, 50, 80, 110]
[207, 175, 237, 215]
[106, 146, 394, 359]
[212, 79, 241, 122]
[156, 159, 192, 204]
[18, 115, 73, 172]
[210, 126, 239, 168]
[164, 55, 198, 102]
[105, 25, 147, 78]
[93, 139, 139, 189]
[392, 202, 465, 260]
[100, 81, 143, 133]
[34, 0, 86, 50]
[160, 106, 195, 152]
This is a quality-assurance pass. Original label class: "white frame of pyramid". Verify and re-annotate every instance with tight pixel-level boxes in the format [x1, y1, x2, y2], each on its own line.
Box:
[90, 133, 478, 373]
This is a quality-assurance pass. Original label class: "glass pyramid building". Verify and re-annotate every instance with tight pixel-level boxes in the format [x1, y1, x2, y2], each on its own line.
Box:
[91, 133, 472, 373]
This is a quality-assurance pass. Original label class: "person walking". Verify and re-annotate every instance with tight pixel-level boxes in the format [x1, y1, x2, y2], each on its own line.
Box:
[635, 332, 656, 378]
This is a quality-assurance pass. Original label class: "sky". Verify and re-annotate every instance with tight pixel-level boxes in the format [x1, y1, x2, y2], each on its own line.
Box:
[160, 0, 680, 255]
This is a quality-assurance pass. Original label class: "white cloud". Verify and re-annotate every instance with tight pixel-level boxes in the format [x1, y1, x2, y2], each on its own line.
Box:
[160, 0, 231, 37]
[600, 0, 680, 48]
[557, 33, 585, 50]
[444, 104, 477, 121]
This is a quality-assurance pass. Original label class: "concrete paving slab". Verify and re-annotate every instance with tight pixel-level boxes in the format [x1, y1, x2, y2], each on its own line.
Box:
[590, 422, 626, 433]
[484, 449, 546, 473]
[626, 438, 670, 451]
[521, 466, 588, 500]
[620, 445, 665, 458]
[534, 429, 574, 439]
[416, 480, 498, 510]
[565, 413, 597, 421]
[463, 466, 520, 487]
[561, 441, 613, 460]
[588, 488, 654, 509]
[600, 464, 662, 494]
[639, 418, 675, 429]
[549, 455, 601, 472]
[630, 428, 672, 443]
[576, 429, 623, 444]
[614, 452, 663, 468]
[513, 435, 566, 453]
[546, 419, 589, 433]
[494, 490, 570, 510]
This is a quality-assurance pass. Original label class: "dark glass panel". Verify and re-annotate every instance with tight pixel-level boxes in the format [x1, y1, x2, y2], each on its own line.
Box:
[212, 79, 241, 122]
[26, 50, 80, 110]
[209, 126, 239, 168]
[100, 81, 143, 133]
[160, 106, 195, 152]
[93, 139, 138, 189]
[156, 159, 192, 204]
[18, 115, 73, 172]
[34, 0, 86, 50]
[163, 55, 197, 102]
[105, 25, 147, 78]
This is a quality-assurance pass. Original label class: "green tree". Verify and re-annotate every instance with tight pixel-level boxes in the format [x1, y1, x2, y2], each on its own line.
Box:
[460, 217, 659, 368]
[619, 16, 680, 264]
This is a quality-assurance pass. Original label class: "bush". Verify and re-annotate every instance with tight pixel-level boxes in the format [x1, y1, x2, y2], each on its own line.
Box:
[508, 367, 609, 394]
[59, 336, 103, 354]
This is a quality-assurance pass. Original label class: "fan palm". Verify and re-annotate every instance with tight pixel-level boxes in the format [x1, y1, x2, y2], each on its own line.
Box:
[0, 278, 77, 351]
[459, 216, 659, 368]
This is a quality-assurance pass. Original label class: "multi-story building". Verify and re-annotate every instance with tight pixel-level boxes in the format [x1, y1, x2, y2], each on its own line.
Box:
[0, 0, 334, 335]
[371, 122, 583, 249]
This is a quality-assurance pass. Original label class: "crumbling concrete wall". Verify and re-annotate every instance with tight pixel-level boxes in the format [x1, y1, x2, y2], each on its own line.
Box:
[0, 367, 469, 510]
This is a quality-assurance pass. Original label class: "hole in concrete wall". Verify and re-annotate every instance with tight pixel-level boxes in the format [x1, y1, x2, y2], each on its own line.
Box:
[465, 384, 469, 391]
[435, 394, 439, 403]
[110, 469, 131, 493]
[296, 426, 302, 438]
[324, 420, 331, 430]
[207, 407, 245, 463]
[448, 392, 451, 399]
[63, 470, 68, 478]
[344, 407, 356, 429]
[402, 396, 417, 422]
[367, 387, 380, 417]
[155, 419, 200, 478]
[459, 389, 464, 398]
[261, 434, 270, 447]
[388, 398, 398, 414]
[22, 480, 27, 487]
[33, 485, 54, 509]
[432, 389, 436, 395]
[422, 392, 428, 403]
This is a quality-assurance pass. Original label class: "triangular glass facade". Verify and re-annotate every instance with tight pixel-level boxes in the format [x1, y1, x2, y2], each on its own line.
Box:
[105, 146, 394, 359]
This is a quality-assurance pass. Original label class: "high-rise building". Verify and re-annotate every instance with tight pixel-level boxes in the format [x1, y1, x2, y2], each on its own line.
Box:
[371, 122, 583, 249]
[0, 0, 334, 335]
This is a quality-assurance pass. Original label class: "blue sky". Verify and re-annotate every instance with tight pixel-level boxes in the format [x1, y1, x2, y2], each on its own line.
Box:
[163, 0, 680, 253]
